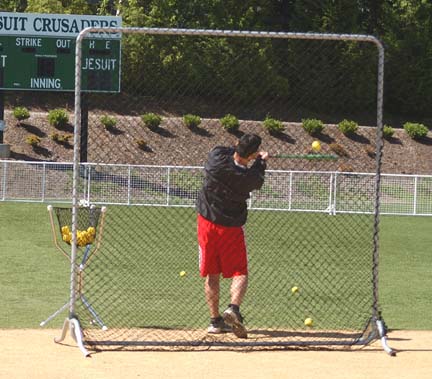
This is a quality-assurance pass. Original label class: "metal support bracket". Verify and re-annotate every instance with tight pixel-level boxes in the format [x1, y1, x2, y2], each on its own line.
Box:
[54, 317, 91, 357]
[376, 319, 396, 356]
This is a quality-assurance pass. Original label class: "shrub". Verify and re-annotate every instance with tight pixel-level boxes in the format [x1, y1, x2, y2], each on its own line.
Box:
[364, 146, 376, 158]
[101, 115, 117, 129]
[26, 134, 41, 147]
[329, 143, 349, 157]
[263, 116, 284, 134]
[220, 114, 240, 131]
[383, 125, 394, 139]
[13, 106, 30, 122]
[338, 119, 358, 135]
[48, 108, 69, 128]
[50, 133, 72, 144]
[135, 138, 147, 148]
[403, 122, 429, 140]
[50, 132, 59, 142]
[141, 113, 162, 129]
[183, 114, 201, 128]
[302, 118, 324, 135]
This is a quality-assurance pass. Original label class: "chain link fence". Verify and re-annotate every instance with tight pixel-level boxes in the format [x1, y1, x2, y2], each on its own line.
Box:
[2, 160, 432, 216]
[54, 27, 390, 351]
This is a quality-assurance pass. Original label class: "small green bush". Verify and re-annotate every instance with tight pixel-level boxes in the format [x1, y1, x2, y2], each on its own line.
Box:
[183, 114, 201, 128]
[302, 118, 324, 135]
[141, 113, 162, 129]
[403, 122, 429, 140]
[263, 116, 284, 134]
[50, 133, 72, 144]
[48, 108, 69, 128]
[101, 115, 117, 129]
[26, 134, 41, 147]
[50, 133, 59, 142]
[220, 114, 240, 131]
[383, 125, 394, 139]
[13, 107, 30, 122]
[338, 119, 358, 135]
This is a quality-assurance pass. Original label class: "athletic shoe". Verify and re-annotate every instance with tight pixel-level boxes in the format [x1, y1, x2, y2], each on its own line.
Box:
[207, 316, 232, 334]
[223, 306, 247, 338]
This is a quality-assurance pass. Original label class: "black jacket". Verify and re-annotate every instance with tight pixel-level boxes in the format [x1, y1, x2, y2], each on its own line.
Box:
[196, 146, 266, 226]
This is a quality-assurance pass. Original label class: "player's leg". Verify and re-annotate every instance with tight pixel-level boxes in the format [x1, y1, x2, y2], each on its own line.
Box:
[197, 215, 230, 333]
[220, 226, 248, 338]
[205, 274, 220, 318]
[205, 274, 230, 334]
[230, 274, 248, 306]
[223, 275, 248, 338]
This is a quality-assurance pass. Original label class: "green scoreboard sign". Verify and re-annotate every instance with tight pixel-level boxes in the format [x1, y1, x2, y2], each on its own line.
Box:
[0, 12, 121, 93]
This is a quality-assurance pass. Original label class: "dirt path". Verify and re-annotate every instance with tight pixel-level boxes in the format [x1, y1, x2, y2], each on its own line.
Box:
[0, 329, 431, 379]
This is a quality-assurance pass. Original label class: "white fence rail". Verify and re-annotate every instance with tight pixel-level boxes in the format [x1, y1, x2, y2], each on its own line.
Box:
[1, 160, 431, 215]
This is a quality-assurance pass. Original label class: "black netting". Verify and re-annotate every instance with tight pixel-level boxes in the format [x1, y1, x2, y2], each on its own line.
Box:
[75, 206, 377, 350]
[70, 31, 383, 350]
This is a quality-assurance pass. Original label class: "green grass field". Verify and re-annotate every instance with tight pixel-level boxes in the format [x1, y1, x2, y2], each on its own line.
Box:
[0, 202, 431, 331]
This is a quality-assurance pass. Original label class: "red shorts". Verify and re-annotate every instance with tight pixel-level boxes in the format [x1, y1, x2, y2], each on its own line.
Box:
[197, 214, 248, 278]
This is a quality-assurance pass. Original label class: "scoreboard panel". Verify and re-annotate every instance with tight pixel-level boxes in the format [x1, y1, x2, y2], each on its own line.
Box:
[0, 35, 120, 92]
[0, 12, 121, 93]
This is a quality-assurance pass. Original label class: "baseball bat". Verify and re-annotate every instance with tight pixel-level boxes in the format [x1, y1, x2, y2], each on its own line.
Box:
[269, 153, 338, 160]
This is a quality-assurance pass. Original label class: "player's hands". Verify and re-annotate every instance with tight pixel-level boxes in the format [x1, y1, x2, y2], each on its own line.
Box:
[258, 151, 269, 161]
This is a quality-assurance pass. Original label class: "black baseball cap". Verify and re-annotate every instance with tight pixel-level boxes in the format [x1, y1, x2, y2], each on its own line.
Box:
[235, 133, 262, 158]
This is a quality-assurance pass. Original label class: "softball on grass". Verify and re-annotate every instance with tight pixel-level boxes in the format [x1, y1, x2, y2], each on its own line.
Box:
[311, 140, 321, 152]
[179, 270, 187, 277]
[304, 317, 313, 327]
[291, 286, 299, 294]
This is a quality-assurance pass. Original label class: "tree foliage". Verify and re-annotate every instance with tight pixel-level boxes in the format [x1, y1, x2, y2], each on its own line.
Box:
[7, 0, 432, 119]
[26, 0, 93, 14]
[122, 0, 432, 119]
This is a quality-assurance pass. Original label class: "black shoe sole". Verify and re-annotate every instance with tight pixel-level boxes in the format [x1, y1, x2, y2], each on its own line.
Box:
[223, 310, 248, 339]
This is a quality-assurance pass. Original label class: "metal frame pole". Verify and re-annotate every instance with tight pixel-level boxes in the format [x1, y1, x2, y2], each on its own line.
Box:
[69, 26, 394, 355]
